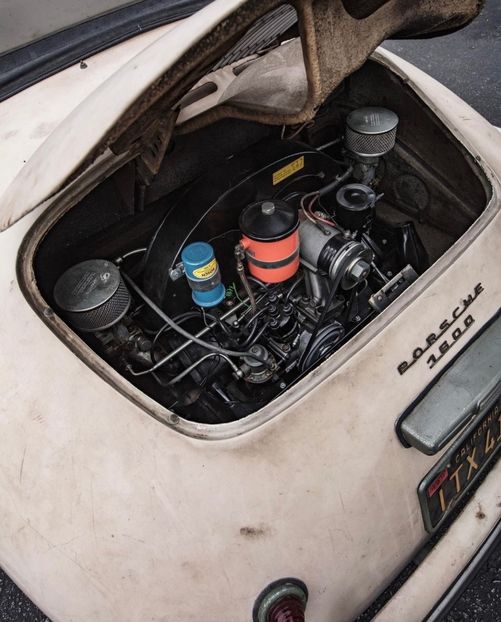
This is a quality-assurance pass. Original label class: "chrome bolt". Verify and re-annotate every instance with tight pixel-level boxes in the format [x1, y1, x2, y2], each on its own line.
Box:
[349, 260, 370, 282]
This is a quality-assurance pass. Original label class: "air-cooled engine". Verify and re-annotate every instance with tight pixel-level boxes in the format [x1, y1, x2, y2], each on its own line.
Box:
[52, 108, 428, 423]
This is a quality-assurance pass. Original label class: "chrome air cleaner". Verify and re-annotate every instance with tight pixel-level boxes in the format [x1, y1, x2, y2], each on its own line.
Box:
[345, 106, 399, 157]
[53, 259, 131, 332]
[344, 107, 399, 184]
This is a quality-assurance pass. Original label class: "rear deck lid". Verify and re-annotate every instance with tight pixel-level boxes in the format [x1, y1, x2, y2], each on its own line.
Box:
[0, 0, 484, 231]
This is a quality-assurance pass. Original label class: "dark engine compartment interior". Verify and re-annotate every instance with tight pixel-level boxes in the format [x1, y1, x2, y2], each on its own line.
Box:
[33, 61, 488, 425]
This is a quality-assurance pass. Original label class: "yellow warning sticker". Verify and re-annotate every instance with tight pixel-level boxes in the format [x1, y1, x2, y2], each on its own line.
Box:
[272, 156, 304, 186]
[193, 258, 217, 279]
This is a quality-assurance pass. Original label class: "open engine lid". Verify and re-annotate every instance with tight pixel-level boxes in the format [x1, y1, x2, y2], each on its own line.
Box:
[0, 0, 484, 231]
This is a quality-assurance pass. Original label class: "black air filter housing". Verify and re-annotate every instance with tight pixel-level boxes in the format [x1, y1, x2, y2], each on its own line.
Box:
[335, 183, 376, 232]
[239, 199, 298, 241]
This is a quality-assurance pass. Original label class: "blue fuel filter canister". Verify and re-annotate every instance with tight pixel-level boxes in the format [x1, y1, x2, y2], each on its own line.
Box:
[181, 242, 226, 308]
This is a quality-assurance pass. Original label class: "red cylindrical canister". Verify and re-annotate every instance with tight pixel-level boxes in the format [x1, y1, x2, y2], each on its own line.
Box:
[239, 200, 300, 284]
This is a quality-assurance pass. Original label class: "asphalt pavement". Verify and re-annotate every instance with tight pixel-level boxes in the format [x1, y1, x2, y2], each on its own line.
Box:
[445, 543, 501, 622]
[383, 0, 501, 127]
[0, 1, 500, 620]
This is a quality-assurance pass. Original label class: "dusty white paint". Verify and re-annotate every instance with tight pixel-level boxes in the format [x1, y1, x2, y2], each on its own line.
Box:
[0, 0, 247, 230]
[0, 13, 500, 622]
[0, 21, 178, 202]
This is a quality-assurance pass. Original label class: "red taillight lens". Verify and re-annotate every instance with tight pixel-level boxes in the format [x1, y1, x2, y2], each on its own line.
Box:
[253, 578, 308, 622]
[267, 594, 306, 622]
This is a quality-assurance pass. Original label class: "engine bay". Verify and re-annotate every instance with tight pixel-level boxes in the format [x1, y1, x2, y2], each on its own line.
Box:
[27, 47, 488, 428]
[45, 105, 437, 424]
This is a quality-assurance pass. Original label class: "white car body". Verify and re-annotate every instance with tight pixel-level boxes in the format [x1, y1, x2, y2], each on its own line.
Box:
[0, 1, 500, 620]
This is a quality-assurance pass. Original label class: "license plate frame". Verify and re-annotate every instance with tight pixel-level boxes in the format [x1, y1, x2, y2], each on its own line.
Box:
[418, 395, 501, 533]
